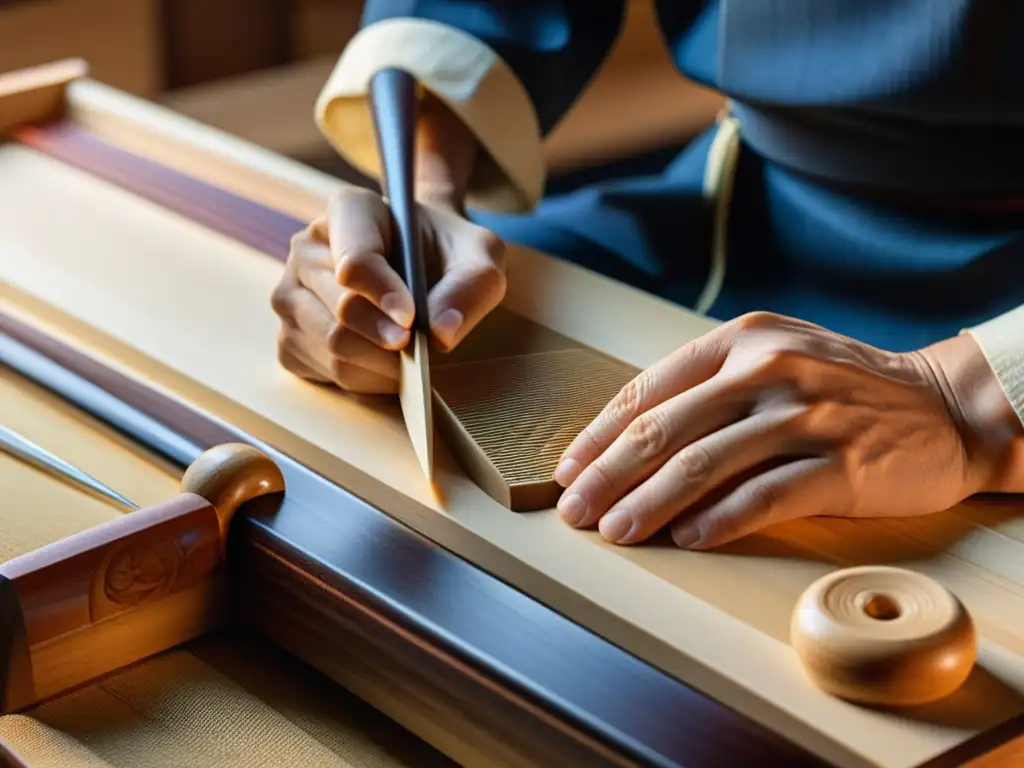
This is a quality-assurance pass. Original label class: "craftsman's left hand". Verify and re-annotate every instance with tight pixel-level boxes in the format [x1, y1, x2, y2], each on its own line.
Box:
[554, 312, 1024, 549]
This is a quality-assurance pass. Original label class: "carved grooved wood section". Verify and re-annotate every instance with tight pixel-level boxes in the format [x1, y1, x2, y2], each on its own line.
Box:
[432, 349, 638, 510]
[0, 494, 224, 712]
[0, 443, 284, 714]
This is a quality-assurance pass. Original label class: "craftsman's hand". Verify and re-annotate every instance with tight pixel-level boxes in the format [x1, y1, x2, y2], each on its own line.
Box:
[271, 187, 506, 394]
[554, 312, 1024, 549]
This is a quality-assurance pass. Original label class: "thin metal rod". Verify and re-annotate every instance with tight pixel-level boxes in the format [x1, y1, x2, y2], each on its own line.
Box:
[0, 424, 138, 511]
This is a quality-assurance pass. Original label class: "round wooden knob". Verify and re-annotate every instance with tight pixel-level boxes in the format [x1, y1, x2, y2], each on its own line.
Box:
[790, 566, 976, 707]
[180, 443, 284, 540]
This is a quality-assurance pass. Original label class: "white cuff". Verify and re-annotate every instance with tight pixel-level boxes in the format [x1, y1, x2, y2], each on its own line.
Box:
[315, 18, 544, 212]
[967, 304, 1024, 427]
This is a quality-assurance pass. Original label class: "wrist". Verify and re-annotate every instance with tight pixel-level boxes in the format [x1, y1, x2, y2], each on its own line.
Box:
[414, 92, 476, 216]
[917, 334, 1024, 495]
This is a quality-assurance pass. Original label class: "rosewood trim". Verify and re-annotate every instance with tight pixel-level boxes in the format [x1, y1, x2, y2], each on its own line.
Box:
[0, 313, 820, 766]
[16, 124, 301, 262]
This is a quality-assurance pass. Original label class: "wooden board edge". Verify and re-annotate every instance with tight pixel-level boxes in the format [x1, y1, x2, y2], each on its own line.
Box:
[915, 714, 1024, 767]
[0, 59, 87, 138]
[431, 392, 512, 509]
[0, 736, 29, 768]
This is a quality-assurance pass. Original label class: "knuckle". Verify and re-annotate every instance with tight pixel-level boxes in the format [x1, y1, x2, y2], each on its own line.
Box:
[749, 348, 806, 382]
[478, 229, 507, 268]
[734, 310, 781, 333]
[326, 325, 354, 360]
[671, 443, 715, 487]
[585, 457, 617, 496]
[610, 372, 652, 427]
[328, 358, 356, 390]
[269, 285, 293, 318]
[746, 481, 781, 516]
[329, 185, 377, 211]
[473, 261, 507, 297]
[275, 330, 301, 368]
[288, 230, 307, 252]
[334, 248, 377, 284]
[335, 290, 361, 325]
[794, 401, 841, 435]
[623, 410, 671, 460]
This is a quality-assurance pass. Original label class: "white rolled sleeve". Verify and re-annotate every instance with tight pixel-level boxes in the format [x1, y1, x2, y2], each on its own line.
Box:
[968, 304, 1024, 427]
[315, 18, 544, 213]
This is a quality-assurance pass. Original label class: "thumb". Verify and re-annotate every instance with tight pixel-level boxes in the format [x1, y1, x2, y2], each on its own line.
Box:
[428, 227, 507, 350]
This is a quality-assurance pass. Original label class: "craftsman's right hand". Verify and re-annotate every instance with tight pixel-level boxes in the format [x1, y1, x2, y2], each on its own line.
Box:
[271, 187, 507, 395]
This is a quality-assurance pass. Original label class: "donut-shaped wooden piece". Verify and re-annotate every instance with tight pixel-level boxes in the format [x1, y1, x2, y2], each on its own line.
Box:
[790, 566, 976, 707]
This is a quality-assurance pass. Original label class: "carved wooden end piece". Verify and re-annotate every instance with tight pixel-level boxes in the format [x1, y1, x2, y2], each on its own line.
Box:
[431, 350, 637, 511]
[0, 443, 284, 714]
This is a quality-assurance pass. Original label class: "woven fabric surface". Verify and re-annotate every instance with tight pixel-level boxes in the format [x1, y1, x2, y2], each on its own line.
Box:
[0, 633, 451, 768]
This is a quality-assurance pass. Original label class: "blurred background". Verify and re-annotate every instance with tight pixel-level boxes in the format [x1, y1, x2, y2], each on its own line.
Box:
[1, 0, 724, 193]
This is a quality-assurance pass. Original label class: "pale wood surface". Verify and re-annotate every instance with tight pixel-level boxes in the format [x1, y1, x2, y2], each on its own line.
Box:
[0, 368, 180, 564]
[2, 79, 1024, 768]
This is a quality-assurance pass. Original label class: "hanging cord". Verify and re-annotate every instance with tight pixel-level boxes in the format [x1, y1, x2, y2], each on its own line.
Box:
[693, 104, 742, 316]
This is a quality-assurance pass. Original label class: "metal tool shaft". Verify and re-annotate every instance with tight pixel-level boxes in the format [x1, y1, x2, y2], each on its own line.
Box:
[0, 424, 138, 511]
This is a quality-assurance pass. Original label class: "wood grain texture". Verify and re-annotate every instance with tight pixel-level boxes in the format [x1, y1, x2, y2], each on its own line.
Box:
[0, 303, 822, 767]
[432, 349, 637, 510]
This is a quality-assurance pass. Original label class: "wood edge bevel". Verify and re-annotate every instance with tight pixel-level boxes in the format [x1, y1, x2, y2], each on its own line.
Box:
[431, 392, 511, 509]
[914, 714, 1024, 767]
[0, 735, 29, 768]
[0, 59, 87, 138]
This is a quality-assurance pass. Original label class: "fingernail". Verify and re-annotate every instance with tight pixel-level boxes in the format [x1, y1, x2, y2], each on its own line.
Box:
[378, 319, 410, 347]
[381, 292, 414, 328]
[599, 509, 634, 543]
[557, 492, 587, 527]
[554, 458, 580, 486]
[432, 308, 464, 348]
[671, 524, 701, 549]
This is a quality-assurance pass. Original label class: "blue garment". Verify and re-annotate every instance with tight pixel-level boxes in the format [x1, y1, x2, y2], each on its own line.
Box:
[363, 1, 1024, 351]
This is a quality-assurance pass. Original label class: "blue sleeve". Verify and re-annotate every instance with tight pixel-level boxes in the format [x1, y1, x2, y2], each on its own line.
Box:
[360, 0, 627, 135]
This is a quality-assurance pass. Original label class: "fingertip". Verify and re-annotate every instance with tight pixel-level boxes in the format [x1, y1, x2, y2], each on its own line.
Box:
[381, 291, 415, 329]
[431, 308, 464, 350]
[377, 319, 411, 350]
[670, 521, 702, 549]
[598, 508, 635, 543]
[553, 457, 581, 487]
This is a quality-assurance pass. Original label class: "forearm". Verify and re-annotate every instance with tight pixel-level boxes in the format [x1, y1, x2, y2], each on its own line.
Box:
[414, 92, 478, 214]
[921, 334, 1024, 495]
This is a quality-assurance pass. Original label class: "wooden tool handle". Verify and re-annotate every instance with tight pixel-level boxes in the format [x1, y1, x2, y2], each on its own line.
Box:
[0, 443, 283, 713]
[369, 68, 429, 332]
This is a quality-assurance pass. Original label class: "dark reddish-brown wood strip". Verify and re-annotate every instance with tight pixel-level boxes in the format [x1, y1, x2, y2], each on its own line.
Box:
[15, 123, 301, 262]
